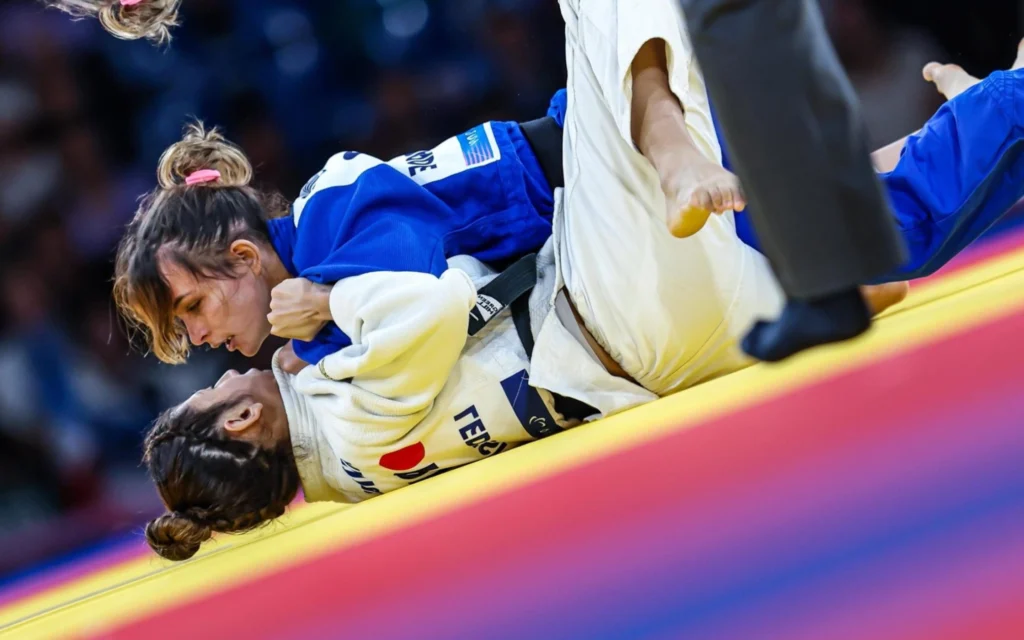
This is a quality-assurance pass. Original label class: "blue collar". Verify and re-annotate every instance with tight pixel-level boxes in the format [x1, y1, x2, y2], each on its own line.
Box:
[266, 211, 299, 277]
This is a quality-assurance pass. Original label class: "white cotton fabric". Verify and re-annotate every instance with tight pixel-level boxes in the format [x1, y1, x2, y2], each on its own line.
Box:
[542, 0, 785, 402]
[270, 0, 794, 504]
[273, 262, 564, 503]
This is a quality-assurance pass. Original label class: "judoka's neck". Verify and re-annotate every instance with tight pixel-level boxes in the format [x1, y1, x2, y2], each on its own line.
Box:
[263, 251, 291, 289]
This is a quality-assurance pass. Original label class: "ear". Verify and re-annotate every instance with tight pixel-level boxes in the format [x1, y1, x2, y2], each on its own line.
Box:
[229, 239, 263, 276]
[222, 401, 264, 434]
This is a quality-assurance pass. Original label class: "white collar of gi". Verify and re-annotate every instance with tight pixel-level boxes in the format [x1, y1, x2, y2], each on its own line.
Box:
[271, 349, 339, 503]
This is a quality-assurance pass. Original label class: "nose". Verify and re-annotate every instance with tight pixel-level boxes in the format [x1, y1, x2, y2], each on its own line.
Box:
[215, 369, 240, 387]
[185, 319, 210, 347]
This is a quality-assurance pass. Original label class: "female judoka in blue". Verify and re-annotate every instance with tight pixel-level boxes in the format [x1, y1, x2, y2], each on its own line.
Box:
[116, 56, 1024, 375]
[115, 92, 567, 366]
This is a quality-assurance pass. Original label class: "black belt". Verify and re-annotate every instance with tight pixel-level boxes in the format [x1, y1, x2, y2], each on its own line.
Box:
[469, 253, 596, 425]
[468, 253, 537, 357]
[519, 115, 564, 190]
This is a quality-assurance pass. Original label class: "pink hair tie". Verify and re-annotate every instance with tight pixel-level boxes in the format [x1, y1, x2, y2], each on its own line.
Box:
[185, 169, 221, 186]
[120, 0, 144, 6]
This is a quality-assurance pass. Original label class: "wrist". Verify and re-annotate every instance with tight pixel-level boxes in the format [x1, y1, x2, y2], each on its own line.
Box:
[314, 284, 333, 324]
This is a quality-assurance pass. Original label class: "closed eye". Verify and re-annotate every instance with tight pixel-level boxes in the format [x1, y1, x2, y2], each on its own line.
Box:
[186, 299, 202, 314]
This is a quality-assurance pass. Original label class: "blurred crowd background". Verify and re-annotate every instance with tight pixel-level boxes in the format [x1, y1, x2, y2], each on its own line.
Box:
[0, 0, 1019, 580]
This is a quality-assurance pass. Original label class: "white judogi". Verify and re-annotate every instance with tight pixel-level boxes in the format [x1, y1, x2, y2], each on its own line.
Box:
[273, 258, 566, 504]
[272, 0, 791, 504]
[538, 0, 784, 403]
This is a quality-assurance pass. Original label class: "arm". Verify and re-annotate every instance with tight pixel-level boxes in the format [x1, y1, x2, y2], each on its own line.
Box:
[292, 269, 476, 430]
[285, 154, 454, 364]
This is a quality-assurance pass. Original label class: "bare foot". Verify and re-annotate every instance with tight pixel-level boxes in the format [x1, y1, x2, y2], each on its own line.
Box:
[664, 163, 746, 238]
[1012, 38, 1024, 70]
[923, 39, 1024, 102]
[861, 281, 909, 316]
[922, 62, 981, 101]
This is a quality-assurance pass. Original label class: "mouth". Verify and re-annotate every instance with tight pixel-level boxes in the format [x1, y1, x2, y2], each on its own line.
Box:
[226, 336, 236, 352]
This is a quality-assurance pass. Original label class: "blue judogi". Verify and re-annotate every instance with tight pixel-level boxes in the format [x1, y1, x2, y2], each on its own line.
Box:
[722, 69, 1024, 283]
[267, 91, 567, 364]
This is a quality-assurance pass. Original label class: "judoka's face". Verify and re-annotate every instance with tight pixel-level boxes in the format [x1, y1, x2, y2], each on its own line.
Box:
[185, 368, 290, 449]
[160, 241, 273, 358]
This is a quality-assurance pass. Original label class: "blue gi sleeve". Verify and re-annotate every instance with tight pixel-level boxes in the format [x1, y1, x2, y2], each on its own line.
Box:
[287, 157, 450, 364]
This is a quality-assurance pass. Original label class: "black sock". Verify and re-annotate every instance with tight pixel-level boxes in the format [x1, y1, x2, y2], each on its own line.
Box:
[741, 288, 872, 362]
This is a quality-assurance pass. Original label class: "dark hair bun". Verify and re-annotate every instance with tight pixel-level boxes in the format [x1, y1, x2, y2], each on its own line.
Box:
[145, 512, 212, 561]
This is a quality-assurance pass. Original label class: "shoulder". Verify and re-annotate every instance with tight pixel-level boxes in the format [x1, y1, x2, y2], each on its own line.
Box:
[293, 151, 390, 222]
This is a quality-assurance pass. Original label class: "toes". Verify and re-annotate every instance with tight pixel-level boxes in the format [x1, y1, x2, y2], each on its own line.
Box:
[720, 188, 735, 213]
[1013, 38, 1024, 70]
[700, 181, 744, 214]
[733, 189, 747, 212]
[690, 188, 714, 214]
[922, 62, 978, 100]
[922, 62, 962, 85]
[723, 181, 747, 213]
[708, 185, 726, 212]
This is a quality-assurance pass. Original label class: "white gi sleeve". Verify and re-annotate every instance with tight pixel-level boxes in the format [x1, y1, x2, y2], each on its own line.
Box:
[571, 0, 702, 150]
[293, 269, 476, 442]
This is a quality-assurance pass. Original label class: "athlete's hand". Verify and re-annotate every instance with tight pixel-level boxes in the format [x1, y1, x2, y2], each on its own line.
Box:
[277, 340, 310, 375]
[268, 278, 332, 341]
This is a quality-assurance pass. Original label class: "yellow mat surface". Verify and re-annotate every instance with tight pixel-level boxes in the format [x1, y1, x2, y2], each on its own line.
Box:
[5, 243, 1024, 639]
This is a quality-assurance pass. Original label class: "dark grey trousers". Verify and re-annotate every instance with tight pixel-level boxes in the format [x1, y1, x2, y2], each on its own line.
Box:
[678, 0, 907, 298]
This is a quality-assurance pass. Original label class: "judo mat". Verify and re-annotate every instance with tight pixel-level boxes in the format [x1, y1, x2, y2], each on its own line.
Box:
[2, 231, 1024, 640]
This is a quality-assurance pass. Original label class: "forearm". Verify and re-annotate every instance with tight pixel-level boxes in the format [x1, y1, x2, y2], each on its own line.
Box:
[311, 270, 474, 394]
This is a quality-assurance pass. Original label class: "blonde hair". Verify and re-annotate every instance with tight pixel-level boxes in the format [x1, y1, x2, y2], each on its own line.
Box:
[114, 121, 286, 364]
[44, 0, 181, 44]
[156, 122, 253, 190]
